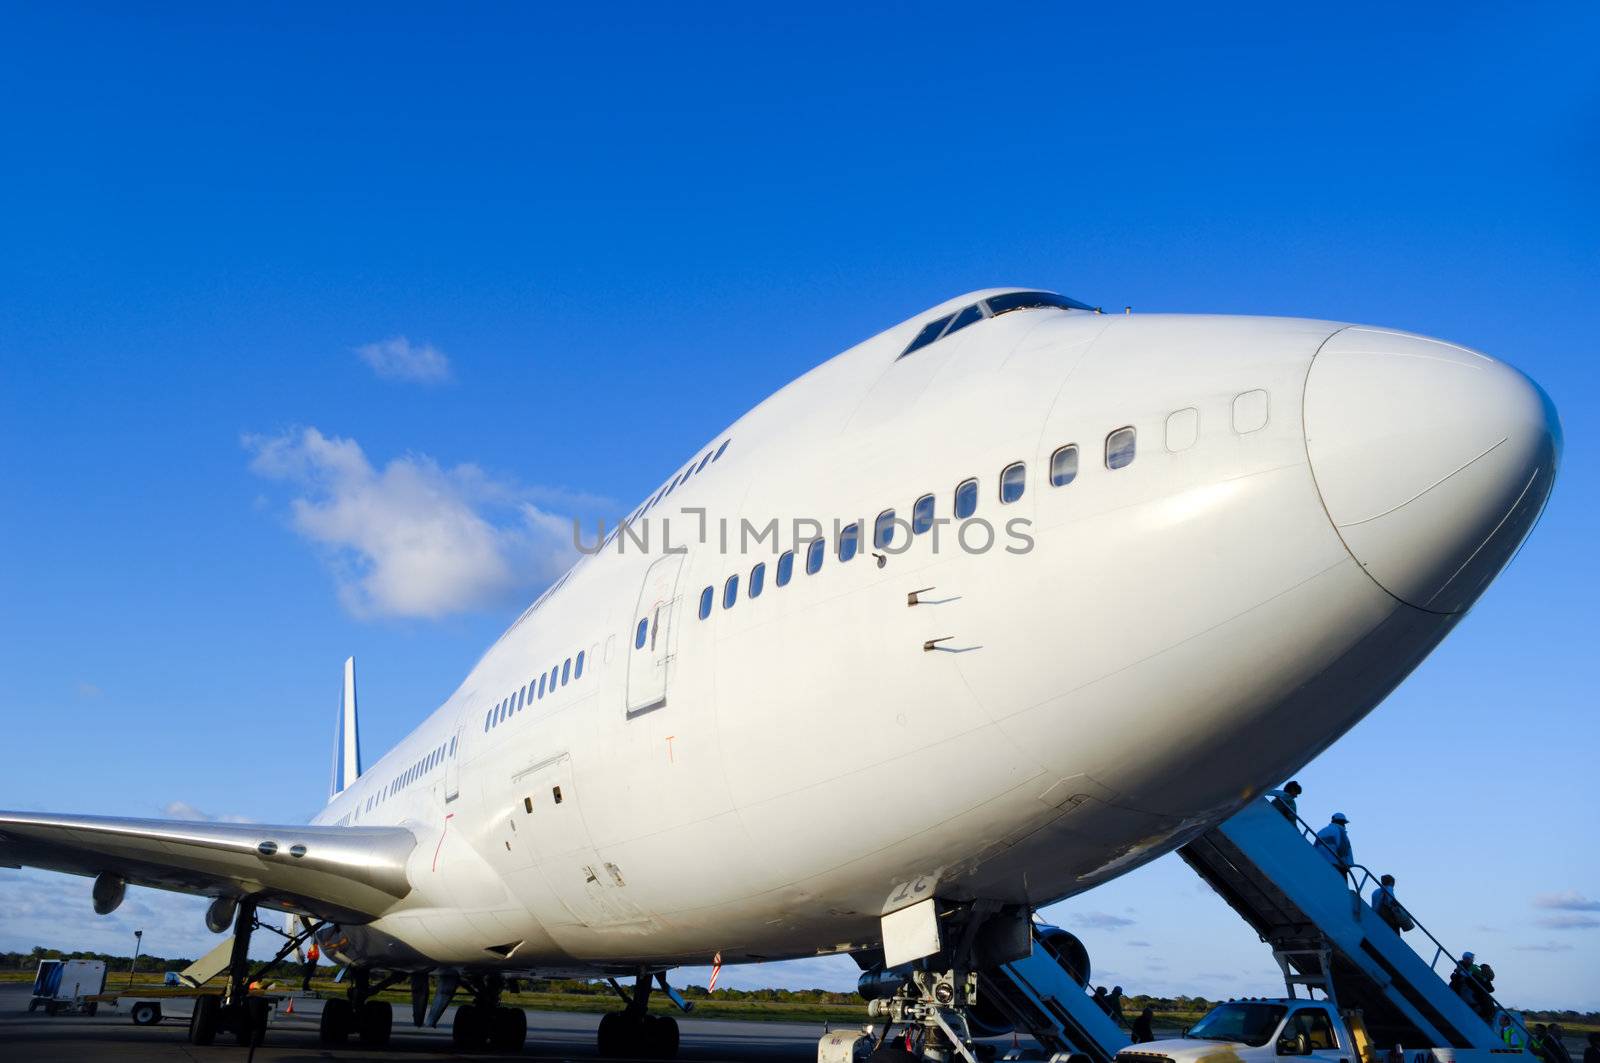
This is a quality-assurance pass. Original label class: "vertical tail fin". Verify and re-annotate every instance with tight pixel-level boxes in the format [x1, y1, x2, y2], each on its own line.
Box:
[330, 657, 362, 798]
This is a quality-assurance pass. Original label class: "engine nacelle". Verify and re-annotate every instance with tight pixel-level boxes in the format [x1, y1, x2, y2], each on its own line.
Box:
[1035, 925, 1090, 986]
[205, 895, 238, 934]
[91, 872, 125, 915]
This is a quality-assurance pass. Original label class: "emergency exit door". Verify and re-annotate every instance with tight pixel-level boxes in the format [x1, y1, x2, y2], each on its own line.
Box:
[626, 552, 685, 716]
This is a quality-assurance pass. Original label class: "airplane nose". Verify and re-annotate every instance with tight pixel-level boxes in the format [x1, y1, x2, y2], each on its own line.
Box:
[1304, 326, 1560, 614]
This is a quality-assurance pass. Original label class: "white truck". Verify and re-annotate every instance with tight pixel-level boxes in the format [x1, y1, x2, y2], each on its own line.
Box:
[1116, 999, 1374, 1063]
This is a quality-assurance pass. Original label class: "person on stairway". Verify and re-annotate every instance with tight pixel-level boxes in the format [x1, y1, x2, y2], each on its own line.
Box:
[1449, 952, 1477, 999]
[1471, 963, 1498, 1021]
[1582, 1030, 1599, 1063]
[1267, 781, 1303, 821]
[1544, 1023, 1575, 1063]
[1131, 1006, 1155, 1043]
[1371, 874, 1415, 933]
[1091, 986, 1111, 1014]
[1314, 812, 1354, 878]
[1107, 986, 1127, 1027]
[1497, 1013, 1522, 1050]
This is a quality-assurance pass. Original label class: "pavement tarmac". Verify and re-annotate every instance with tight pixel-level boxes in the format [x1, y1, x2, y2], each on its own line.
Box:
[0, 983, 830, 1063]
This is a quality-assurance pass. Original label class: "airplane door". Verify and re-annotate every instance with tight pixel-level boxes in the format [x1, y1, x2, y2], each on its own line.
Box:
[625, 552, 685, 717]
[444, 721, 464, 802]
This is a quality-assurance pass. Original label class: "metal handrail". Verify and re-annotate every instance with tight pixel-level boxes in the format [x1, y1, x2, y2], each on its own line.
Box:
[1276, 800, 1530, 1048]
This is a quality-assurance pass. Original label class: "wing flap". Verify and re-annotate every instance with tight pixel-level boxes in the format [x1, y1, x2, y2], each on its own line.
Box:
[0, 810, 416, 925]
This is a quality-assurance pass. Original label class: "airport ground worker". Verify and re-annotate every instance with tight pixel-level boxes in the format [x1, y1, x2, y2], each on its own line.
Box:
[1314, 813, 1354, 876]
[1268, 781, 1303, 821]
[302, 942, 319, 992]
[1497, 1014, 1522, 1050]
[1371, 874, 1415, 933]
[1131, 1007, 1155, 1044]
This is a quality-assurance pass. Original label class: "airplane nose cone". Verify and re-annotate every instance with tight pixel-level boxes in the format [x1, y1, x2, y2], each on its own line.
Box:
[1305, 326, 1560, 614]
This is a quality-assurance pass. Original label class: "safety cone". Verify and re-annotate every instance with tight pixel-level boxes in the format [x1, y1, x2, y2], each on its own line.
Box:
[284, 997, 294, 1016]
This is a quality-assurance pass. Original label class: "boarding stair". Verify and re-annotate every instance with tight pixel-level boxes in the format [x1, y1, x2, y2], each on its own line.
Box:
[978, 924, 1132, 1063]
[1177, 798, 1519, 1052]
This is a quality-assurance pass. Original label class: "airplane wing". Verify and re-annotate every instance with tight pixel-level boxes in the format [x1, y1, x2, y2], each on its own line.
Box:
[0, 810, 416, 925]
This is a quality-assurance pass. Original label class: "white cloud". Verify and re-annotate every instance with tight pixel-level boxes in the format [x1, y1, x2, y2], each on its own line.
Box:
[245, 427, 577, 619]
[354, 336, 452, 384]
[1072, 911, 1136, 930]
[74, 681, 101, 698]
[1533, 891, 1600, 912]
[1534, 914, 1600, 930]
[159, 801, 253, 824]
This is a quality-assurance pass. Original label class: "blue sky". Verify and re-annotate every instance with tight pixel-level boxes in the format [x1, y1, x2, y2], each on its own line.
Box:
[1, 2, 1596, 1010]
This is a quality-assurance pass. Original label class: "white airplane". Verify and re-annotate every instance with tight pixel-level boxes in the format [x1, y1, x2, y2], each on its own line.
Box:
[0, 290, 1559, 1059]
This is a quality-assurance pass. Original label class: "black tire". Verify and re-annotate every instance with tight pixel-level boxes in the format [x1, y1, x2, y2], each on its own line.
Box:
[85, 1002, 99, 1017]
[189, 994, 220, 1046]
[645, 1013, 679, 1059]
[358, 999, 393, 1048]
[130, 1002, 161, 1026]
[44, 1001, 60, 1017]
[319, 997, 353, 1045]
[27, 999, 39, 1013]
[597, 1011, 626, 1057]
[489, 1005, 528, 1052]
[452, 1002, 484, 1050]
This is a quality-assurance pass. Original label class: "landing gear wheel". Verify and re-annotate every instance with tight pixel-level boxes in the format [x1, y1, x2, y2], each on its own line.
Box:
[188, 993, 220, 1045]
[453, 1002, 485, 1049]
[234, 997, 271, 1047]
[489, 1005, 528, 1052]
[597, 1011, 626, 1057]
[130, 1001, 161, 1026]
[644, 1013, 680, 1058]
[358, 999, 393, 1047]
[319, 997, 353, 1045]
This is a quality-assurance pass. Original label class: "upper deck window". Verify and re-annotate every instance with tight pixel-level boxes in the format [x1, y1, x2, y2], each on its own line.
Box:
[984, 290, 1094, 317]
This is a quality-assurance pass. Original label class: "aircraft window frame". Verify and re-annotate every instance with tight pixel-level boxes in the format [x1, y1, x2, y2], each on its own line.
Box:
[699, 586, 713, 619]
[999, 461, 1026, 504]
[561, 658, 571, 685]
[723, 573, 739, 609]
[776, 549, 795, 587]
[635, 617, 649, 649]
[575, 651, 585, 678]
[838, 521, 860, 563]
[805, 538, 825, 575]
[983, 290, 1095, 316]
[943, 302, 984, 338]
[696, 451, 713, 474]
[1233, 389, 1269, 434]
[874, 509, 896, 549]
[714, 439, 730, 461]
[538, 673, 546, 698]
[1106, 426, 1137, 470]
[913, 494, 935, 534]
[1050, 444, 1079, 487]
[749, 562, 766, 598]
[899, 314, 954, 359]
[954, 478, 979, 519]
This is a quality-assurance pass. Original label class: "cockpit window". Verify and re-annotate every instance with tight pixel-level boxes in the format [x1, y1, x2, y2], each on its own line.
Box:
[984, 290, 1095, 316]
[899, 291, 1093, 360]
[901, 315, 953, 359]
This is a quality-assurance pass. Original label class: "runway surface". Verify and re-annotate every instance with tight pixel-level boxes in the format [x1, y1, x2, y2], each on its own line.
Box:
[0, 983, 829, 1062]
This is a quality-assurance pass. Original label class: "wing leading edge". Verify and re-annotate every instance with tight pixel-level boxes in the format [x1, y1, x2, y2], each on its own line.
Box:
[0, 810, 416, 925]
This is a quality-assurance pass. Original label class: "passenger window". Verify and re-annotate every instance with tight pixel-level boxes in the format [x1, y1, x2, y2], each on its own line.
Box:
[635, 617, 648, 649]
[776, 550, 795, 587]
[549, 666, 559, 690]
[838, 521, 860, 562]
[954, 478, 978, 519]
[999, 462, 1025, 503]
[1106, 426, 1137, 470]
[1166, 407, 1199, 452]
[805, 538, 825, 575]
[749, 562, 766, 598]
[943, 302, 984, 337]
[913, 494, 935, 534]
[575, 651, 585, 679]
[699, 586, 713, 619]
[483, 711, 491, 732]
[561, 659, 571, 685]
[1050, 445, 1079, 486]
[713, 439, 730, 461]
[538, 674, 546, 698]
[874, 509, 896, 549]
[723, 574, 739, 609]
[1233, 389, 1269, 433]
[696, 451, 713, 473]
